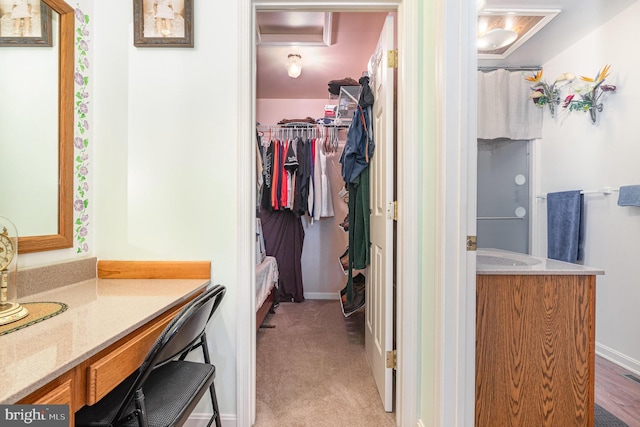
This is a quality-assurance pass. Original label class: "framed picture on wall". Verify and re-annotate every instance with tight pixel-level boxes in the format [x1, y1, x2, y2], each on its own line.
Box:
[0, 0, 52, 47]
[133, 0, 193, 48]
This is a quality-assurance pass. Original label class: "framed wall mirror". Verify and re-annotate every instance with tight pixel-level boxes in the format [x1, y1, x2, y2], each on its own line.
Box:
[0, 0, 74, 253]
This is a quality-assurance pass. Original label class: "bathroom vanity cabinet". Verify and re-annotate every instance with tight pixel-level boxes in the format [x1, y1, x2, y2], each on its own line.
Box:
[475, 250, 603, 427]
[1, 260, 211, 426]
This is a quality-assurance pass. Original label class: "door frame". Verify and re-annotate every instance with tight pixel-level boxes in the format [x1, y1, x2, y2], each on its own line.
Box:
[236, 1, 475, 426]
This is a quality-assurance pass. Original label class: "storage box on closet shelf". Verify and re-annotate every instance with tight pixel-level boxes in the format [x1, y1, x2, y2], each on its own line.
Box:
[324, 104, 337, 118]
[335, 86, 361, 126]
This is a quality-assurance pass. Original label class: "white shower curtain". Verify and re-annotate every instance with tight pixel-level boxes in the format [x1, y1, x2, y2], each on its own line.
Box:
[477, 69, 543, 140]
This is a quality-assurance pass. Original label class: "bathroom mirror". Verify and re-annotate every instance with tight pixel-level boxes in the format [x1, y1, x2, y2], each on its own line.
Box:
[0, 0, 74, 253]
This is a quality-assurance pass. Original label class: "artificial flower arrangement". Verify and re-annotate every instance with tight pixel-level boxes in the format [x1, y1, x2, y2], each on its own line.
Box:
[526, 65, 616, 124]
[525, 69, 575, 118]
[562, 65, 617, 123]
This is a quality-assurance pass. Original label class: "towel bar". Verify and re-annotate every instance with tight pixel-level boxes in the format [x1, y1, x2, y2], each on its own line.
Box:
[477, 216, 525, 220]
[536, 187, 619, 200]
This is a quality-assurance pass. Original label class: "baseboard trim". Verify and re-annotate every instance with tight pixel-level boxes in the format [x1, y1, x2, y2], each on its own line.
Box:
[185, 412, 236, 427]
[304, 292, 340, 300]
[596, 342, 640, 377]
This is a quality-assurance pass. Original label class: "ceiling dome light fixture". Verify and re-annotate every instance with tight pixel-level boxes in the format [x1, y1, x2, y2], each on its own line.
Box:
[287, 53, 302, 78]
[477, 28, 518, 51]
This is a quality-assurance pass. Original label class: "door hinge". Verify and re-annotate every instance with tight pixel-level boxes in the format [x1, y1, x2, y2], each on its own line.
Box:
[387, 49, 398, 69]
[386, 201, 398, 221]
[386, 349, 397, 369]
[466, 235, 477, 251]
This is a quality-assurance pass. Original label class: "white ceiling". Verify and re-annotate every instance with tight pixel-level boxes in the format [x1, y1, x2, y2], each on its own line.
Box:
[256, 0, 638, 100]
[479, 0, 638, 68]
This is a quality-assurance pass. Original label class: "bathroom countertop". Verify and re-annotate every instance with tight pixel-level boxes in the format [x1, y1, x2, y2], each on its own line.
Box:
[476, 248, 605, 275]
[0, 277, 210, 404]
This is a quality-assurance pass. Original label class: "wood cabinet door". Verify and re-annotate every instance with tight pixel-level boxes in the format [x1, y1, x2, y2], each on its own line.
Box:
[475, 274, 595, 427]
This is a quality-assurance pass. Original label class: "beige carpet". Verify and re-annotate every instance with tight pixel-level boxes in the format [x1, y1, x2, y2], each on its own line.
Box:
[255, 300, 396, 427]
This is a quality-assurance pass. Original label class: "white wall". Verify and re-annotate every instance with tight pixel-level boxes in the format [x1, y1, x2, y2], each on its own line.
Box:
[418, 0, 439, 422]
[537, 0, 640, 373]
[256, 98, 328, 125]
[92, 0, 240, 421]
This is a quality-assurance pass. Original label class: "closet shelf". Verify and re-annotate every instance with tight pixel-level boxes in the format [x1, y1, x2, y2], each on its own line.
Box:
[279, 122, 316, 128]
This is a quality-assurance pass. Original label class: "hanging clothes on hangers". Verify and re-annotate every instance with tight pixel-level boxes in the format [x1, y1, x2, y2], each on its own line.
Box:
[256, 122, 339, 303]
[259, 134, 273, 212]
[257, 123, 338, 220]
[294, 136, 310, 215]
[319, 145, 334, 218]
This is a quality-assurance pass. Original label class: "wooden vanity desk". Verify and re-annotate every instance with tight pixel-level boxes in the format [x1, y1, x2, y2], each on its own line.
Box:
[2, 261, 211, 425]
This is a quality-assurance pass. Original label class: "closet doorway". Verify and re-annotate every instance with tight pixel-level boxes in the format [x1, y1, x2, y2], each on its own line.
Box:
[254, 6, 398, 421]
[241, 1, 477, 426]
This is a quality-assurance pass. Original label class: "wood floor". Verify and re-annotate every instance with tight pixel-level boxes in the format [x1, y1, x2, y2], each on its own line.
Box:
[596, 355, 640, 426]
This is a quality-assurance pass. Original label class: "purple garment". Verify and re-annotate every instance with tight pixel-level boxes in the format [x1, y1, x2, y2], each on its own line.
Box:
[259, 209, 305, 302]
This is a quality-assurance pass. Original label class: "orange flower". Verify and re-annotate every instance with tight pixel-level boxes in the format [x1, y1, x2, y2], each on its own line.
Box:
[525, 69, 543, 82]
[580, 64, 611, 83]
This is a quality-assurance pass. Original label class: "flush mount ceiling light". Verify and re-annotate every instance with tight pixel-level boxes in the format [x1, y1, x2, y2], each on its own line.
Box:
[477, 28, 518, 51]
[287, 53, 302, 78]
[477, 9, 560, 59]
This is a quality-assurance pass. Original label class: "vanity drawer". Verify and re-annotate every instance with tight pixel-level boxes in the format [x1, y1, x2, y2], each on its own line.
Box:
[18, 374, 75, 425]
[85, 298, 192, 405]
[31, 377, 74, 406]
[25, 373, 74, 408]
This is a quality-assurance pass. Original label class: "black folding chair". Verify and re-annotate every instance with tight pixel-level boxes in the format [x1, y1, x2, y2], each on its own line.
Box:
[75, 285, 227, 427]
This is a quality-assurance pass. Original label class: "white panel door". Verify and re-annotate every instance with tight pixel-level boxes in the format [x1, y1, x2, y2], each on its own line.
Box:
[366, 14, 395, 413]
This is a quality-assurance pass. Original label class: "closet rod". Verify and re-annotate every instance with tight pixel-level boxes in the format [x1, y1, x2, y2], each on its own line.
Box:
[257, 123, 349, 130]
[478, 66, 541, 72]
[257, 124, 317, 130]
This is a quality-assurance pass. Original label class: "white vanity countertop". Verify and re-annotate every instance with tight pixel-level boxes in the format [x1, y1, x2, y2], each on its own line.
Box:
[0, 277, 210, 404]
[476, 249, 605, 275]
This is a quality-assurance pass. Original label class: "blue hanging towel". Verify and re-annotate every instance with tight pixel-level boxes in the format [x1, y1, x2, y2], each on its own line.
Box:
[617, 185, 640, 207]
[547, 190, 584, 263]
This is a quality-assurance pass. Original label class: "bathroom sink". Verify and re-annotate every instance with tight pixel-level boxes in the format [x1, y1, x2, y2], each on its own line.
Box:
[477, 249, 542, 267]
[477, 254, 535, 267]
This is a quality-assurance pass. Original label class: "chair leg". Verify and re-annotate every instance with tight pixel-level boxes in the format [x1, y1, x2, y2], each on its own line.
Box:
[200, 334, 222, 427]
[200, 334, 211, 363]
[210, 383, 222, 427]
[134, 389, 149, 427]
